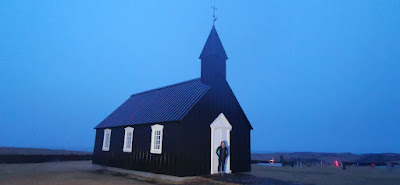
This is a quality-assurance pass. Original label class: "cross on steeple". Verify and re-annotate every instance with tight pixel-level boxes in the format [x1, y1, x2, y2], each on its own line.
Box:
[211, 5, 217, 24]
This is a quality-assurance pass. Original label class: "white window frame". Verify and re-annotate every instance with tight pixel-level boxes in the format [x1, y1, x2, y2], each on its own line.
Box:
[123, 127, 134, 152]
[102, 128, 111, 151]
[150, 124, 164, 154]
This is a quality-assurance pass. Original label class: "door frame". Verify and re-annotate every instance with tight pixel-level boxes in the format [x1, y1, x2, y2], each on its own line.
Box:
[210, 113, 232, 174]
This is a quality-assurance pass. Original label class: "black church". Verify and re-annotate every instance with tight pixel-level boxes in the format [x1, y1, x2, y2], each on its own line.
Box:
[92, 25, 253, 176]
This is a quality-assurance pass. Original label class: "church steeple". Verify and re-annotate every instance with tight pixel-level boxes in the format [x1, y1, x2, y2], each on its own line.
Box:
[199, 26, 228, 84]
[199, 26, 228, 60]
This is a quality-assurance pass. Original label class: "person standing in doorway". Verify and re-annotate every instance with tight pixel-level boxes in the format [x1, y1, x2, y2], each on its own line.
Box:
[216, 141, 228, 175]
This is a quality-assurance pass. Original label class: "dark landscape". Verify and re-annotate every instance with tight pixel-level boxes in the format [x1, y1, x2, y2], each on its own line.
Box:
[1, 147, 400, 185]
[0, 147, 92, 164]
[252, 152, 400, 166]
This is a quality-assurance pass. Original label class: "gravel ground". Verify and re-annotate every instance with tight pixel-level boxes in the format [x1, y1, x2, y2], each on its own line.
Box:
[0, 161, 154, 185]
[247, 164, 400, 185]
[205, 173, 301, 185]
[1, 161, 398, 185]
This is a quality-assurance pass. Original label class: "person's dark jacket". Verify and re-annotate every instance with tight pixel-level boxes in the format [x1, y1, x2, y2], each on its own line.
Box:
[216, 146, 228, 160]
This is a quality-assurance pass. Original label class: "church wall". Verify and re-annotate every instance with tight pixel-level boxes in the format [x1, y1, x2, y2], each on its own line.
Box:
[92, 122, 185, 176]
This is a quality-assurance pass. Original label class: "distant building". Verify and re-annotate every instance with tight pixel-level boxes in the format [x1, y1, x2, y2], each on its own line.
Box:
[92, 25, 253, 176]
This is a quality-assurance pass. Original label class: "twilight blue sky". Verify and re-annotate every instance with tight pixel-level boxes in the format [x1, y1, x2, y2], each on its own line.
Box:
[1, 0, 399, 153]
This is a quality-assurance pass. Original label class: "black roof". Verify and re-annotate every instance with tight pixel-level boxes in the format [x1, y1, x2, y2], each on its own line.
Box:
[95, 78, 210, 128]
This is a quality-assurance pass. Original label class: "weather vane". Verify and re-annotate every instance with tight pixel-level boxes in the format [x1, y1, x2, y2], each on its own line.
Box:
[211, 5, 217, 25]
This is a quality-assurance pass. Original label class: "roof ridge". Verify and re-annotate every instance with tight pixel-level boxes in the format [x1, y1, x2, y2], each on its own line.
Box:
[131, 78, 203, 97]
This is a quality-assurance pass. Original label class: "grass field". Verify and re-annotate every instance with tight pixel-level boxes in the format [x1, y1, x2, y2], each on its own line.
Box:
[1, 161, 399, 185]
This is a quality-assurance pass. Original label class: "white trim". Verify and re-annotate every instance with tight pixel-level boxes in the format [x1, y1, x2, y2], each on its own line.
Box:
[210, 113, 232, 174]
[210, 113, 232, 130]
[102, 128, 111, 151]
[123, 127, 134, 152]
[150, 124, 164, 154]
[210, 127, 214, 174]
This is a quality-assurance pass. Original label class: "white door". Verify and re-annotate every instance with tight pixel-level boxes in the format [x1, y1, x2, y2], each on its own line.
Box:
[210, 113, 232, 174]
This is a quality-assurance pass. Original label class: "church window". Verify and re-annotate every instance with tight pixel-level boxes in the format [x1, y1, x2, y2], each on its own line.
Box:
[150, 124, 164, 154]
[102, 129, 111, 151]
[123, 127, 134, 152]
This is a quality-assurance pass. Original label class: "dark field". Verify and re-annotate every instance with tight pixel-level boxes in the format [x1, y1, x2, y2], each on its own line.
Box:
[248, 164, 400, 185]
[252, 152, 400, 167]
[0, 147, 91, 155]
[0, 147, 92, 164]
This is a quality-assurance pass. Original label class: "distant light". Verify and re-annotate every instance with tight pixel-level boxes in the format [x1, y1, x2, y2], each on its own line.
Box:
[269, 158, 275, 164]
[334, 160, 339, 167]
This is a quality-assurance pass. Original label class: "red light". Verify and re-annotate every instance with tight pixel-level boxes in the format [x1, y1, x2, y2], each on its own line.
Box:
[334, 160, 339, 167]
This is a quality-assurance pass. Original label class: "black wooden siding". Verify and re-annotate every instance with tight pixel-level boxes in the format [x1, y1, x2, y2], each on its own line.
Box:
[93, 122, 185, 176]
